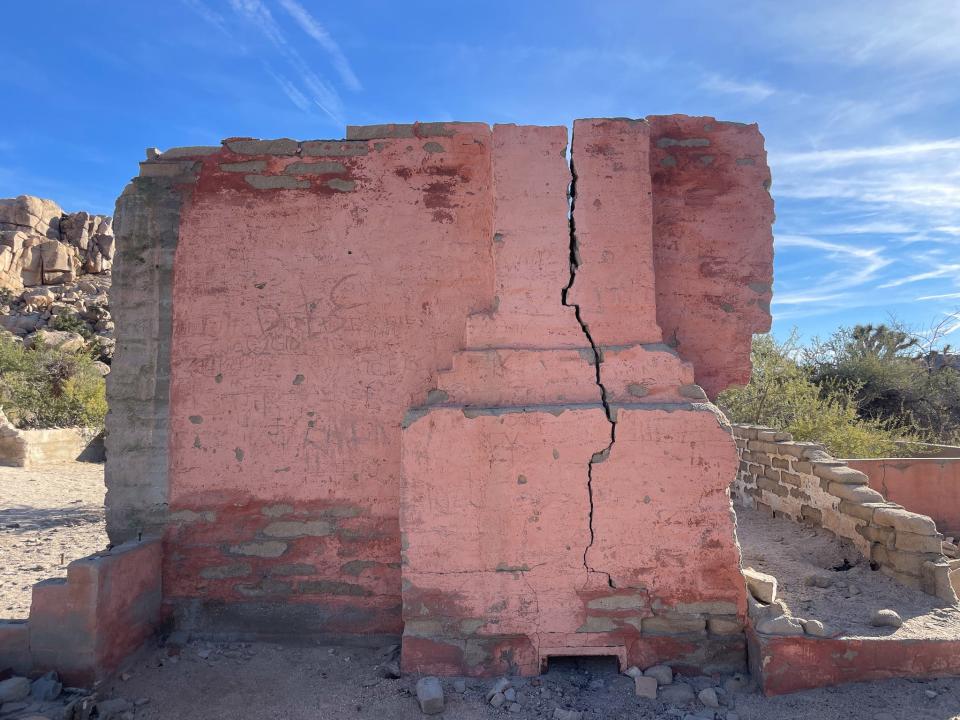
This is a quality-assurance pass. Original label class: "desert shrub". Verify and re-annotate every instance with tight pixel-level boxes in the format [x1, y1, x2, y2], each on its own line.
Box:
[805, 323, 960, 445]
[49, 311, 93, 339]
[718, 333, 919, 458]
[0, 334, 106, 429]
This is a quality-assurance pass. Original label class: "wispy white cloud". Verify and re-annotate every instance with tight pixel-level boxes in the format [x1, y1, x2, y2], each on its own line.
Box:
[881, 264, 960, 289]
[700, 74, 775, 102]
[181, 0, 231, 36]
[773, 234, 892, 309]
[775, 138, 960, 169]
[227, 0, 343, 122]
[917, 292, 960, 301]
[762, 0, 960, 69]
[265, 66, 311, 113]
[276, 0, 361, 91]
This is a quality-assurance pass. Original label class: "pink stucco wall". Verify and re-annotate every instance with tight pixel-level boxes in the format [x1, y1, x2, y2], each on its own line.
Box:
[848, 457, 960, 536]
[115, 116, 774, 654]
[166, 125, 495, 634]
[399, 119, 765, 675]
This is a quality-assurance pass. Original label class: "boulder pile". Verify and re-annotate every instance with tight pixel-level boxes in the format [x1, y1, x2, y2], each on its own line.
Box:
[0, 196, 115, 362]
[0, 195, 114, 291]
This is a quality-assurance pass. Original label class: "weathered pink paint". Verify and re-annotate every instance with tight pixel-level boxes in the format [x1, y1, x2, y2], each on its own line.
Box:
[648, 116, 774, 398]
[27, 539, 161, 685]
[166, 125, 495, 634]
[748, 628, 960, 695]
[108, 116, 774, 668]
[567, 118, 662, 346]
[848, 457, 960, 536]
[400, 120, 760, 675]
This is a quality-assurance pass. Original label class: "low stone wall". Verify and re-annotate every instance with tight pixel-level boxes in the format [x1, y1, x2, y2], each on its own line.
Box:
[731, 424, 958, 603]
[0, 538, 161, 685]
[0, 422, 103, 467]
[846, 457, 960, 537]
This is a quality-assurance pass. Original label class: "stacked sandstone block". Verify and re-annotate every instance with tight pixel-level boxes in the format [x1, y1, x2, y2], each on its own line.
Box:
[731, 424, 958, 603]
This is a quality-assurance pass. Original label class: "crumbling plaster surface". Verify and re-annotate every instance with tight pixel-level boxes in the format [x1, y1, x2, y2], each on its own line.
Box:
[107, 116, 773, 655]
[399, 119, 765, 675]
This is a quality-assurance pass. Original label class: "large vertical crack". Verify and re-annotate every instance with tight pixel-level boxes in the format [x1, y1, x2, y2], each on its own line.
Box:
[561, 134, 616, 588]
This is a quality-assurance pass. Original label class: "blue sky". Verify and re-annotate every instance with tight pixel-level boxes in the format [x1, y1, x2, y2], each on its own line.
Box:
[2, 1, 958, 344]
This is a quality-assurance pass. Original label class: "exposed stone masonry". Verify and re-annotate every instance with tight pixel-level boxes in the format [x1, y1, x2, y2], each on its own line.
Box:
[731, 424, 959, 603]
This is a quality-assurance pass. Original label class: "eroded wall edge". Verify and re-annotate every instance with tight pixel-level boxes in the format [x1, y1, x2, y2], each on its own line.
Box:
[105, 159, 199, 542]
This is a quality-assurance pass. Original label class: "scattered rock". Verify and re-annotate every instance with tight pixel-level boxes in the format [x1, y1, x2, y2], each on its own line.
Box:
[698, 687, 720, 708]
[634, 675, 658, 699]
[486, 677, 511, 701]
[722, 673, 752, 695]
[489, 692, 506, 708]
[743, 567, 777, 603]
[453, 679, 466, 693]
[0, 676, 31, 703]
[415, 676, 444, 715]
[95, 698, 133, 720]
[659, 682, 696, 704]
[379, 661, 401, 679]
[30, 671, 62, 701]
[27, 329, 86, 352]
[553, 709, 582, 720]
[624, 665, 643, 679]
[756, 614, 804, 636]
[503, 687, 516, 702]
[870, 609, 903, 628]
[924, 689, 938, 699]
[801, 619, 832, 637]
[644, 664, 673, 685]
[803, 574, 833, 589]
[508, 702, 522, 713]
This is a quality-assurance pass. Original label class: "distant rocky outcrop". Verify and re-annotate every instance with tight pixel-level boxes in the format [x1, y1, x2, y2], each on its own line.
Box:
[0, 196, 114, 362]
[0, 195, 114, 290]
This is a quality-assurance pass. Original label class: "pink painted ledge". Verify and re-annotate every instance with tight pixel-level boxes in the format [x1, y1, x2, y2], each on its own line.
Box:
[0, 537, 162, 686]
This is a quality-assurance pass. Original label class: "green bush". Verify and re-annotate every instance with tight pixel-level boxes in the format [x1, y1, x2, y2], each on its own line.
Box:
[49, 311, 93, 339]
[805, 324, 960, 445]
[718, 334, 920, 458]
[0, 334, 106, 429]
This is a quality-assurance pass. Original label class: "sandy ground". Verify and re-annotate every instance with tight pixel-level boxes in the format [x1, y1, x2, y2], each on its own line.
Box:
[0, 461, 107, 618]
[735, 505, 960, 638]
[91, 639, 960, 720]
[4, 467, 960, 718]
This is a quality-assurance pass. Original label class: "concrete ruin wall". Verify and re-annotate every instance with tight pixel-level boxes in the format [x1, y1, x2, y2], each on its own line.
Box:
[106, 117, 773, 669]
[731, 424, 959, 603]
[848, 456, 960, 537]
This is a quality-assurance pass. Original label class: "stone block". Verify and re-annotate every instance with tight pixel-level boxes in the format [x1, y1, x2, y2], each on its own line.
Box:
[813, 464, 868, 485]
[707, 615, 743, 635]
[641, 615, 706, 635]
[780, 471, 802, 486]
[872, 544, 940, 578]
[873, 507, 939, 536]
[800, 505, 823, 525]
[756, 476, 787, 497]
[895, 531, 944, 554]
[416, 676, 444, 714]
[839, 501, 876, 522]
[742, 567, 777, 603]
[856, 523, 895, 547]
[634, 675, 658, 698]
[827, 482, 885, 503]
